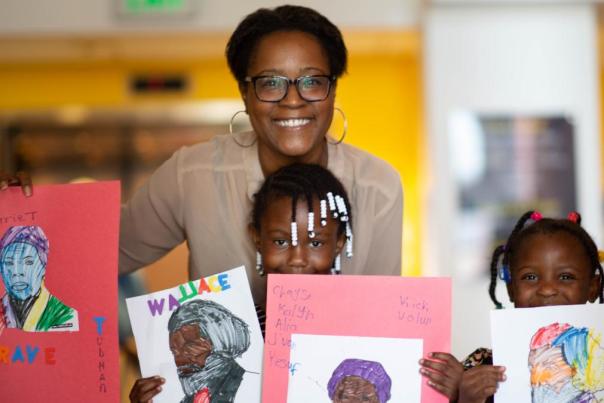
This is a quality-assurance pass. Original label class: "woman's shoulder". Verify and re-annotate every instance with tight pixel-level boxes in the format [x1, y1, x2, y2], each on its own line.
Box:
[336, 142, 402, 195]
[462, 347, 493, 369]
[339, 142, 398, 174]
[172, 133, 250, 173]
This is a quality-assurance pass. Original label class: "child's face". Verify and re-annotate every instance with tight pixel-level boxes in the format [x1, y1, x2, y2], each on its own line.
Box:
[252, 196, 345, 275]
[507, 232, 600, 308]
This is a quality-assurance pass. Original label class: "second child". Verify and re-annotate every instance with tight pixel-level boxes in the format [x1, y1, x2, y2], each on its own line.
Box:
[420, 210, 604, 403]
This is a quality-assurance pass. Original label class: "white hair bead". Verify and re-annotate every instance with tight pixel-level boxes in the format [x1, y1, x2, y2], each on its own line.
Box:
[327, 192, 338, 218]
[291, 221, 298, 246]
[320, 199, 328, 227]
[307, 212, 315, 238]
[335, 195, 348, 222]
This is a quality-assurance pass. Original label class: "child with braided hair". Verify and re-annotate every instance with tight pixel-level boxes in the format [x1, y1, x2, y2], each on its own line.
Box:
[249, 162, 353, 277]
[419, 210, 604, 403]
[129, 163, 355, 403]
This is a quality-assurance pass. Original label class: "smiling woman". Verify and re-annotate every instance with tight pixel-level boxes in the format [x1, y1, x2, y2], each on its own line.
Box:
[118, 5, 403, 307]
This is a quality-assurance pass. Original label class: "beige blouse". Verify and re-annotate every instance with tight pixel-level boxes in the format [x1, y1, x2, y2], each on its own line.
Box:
[119, 132, 403, 304]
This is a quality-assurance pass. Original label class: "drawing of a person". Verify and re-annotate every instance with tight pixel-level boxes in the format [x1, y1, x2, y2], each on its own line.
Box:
[168, 299, 251, 403]
[528, 323, 604, 403]
[327, 358, 392, 403]
[0, 225, 78, 332]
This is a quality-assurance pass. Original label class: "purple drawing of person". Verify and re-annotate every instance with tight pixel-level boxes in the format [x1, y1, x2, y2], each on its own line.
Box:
[327, 358, 392, 403]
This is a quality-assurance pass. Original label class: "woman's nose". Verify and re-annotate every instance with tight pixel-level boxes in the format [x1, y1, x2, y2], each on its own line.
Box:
[280, 83, 305, 107]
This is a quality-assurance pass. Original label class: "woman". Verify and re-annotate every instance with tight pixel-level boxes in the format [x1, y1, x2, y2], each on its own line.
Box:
[5, 6, 403, 306]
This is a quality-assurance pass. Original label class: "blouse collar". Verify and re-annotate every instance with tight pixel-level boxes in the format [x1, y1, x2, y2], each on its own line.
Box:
[240, 131, 351, 201]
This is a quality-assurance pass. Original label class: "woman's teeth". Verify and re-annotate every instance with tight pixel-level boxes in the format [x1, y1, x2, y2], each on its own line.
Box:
[275, 118, 311, 128]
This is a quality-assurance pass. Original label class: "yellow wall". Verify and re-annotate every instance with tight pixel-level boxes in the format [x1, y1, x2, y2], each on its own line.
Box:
[340, 46, 423, 276]
[0, 30, 424, 276]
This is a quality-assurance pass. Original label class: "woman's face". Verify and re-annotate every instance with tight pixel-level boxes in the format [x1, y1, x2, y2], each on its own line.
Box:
[243, 30, 335, 167]
[0, 242, 46, 300]
[507, 232, 600, 308]
[252, 196, 344, 275]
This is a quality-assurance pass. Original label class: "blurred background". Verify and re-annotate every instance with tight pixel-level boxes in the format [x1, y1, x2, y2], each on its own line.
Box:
[0, 0, 602, 400]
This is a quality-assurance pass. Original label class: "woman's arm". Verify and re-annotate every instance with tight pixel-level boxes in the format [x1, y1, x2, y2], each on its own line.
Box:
[119, 151, 185, 275]
[365, 169, 403, 276]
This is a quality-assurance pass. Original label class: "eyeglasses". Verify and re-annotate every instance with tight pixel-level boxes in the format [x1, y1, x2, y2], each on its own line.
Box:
[244, 75, 335, 102]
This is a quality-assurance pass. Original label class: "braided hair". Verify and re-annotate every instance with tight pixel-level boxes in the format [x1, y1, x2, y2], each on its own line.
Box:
[489, 210, 604, 308]
[251, 163, 353, 272]
[226, 5, 348, 85]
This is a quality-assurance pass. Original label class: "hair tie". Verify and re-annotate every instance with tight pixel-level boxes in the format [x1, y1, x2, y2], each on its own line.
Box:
[499, 265, 511, 283]
[567, 211, 580, 223]
[530, 211, 542, 221]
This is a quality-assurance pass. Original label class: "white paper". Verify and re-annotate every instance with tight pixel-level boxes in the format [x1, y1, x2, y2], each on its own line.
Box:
[491, 304, 604, 403]
[286, 334, 423, 403]
[126, 266, 263, 403]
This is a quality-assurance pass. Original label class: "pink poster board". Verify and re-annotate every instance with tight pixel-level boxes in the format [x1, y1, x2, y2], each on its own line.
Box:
[262, 274, 451, 403]
[0, 182, 120, 402]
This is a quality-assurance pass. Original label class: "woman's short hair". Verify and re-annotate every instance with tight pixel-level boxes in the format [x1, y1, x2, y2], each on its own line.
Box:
[226, 5, 347, 84]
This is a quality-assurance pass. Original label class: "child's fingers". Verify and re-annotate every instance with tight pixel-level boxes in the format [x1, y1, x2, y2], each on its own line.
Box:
[137, 385, 163, 403]
[428, 352, 458, 363]
[419, 366, 458, 399]
[425, 378, 456, 399]
[460, 366, 506, 400]
[419, 358, 450, 373]
[130, 377, 165, 402]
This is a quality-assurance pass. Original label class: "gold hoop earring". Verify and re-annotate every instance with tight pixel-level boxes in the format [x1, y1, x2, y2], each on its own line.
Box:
[229, 110, 256, 147]
[327, 107, 347, 145]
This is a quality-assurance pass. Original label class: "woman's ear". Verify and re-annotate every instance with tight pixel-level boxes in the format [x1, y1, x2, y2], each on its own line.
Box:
[248, 223, 261, 251]
[588, 271, 601, 303]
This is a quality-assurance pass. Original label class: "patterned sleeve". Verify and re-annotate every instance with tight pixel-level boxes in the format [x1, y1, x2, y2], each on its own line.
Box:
[462, 348, 493, 370]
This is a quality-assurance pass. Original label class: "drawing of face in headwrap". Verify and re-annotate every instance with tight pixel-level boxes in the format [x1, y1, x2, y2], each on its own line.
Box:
[327, 358, 392, 403]
[168, 299, 251, 403]
[528, 323, 604, 403]
[0, 226, 48, 300]
[0, 225, 78, 332]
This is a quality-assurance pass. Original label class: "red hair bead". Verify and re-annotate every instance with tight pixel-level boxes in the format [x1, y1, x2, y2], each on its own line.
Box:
[567, 211, 579, 223]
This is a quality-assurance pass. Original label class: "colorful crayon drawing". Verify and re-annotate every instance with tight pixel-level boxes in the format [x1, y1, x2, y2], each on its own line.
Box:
[327, 358, 392, 403]
[168, 299, 251, 403]
[528, 322, 604, 403]
[0, 225, 78, 332]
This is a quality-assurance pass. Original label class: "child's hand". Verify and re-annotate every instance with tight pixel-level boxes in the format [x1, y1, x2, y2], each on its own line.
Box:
[129, 376, 165, 403]
[458, 365, 506, 403]
[419, 352, 464, 400]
